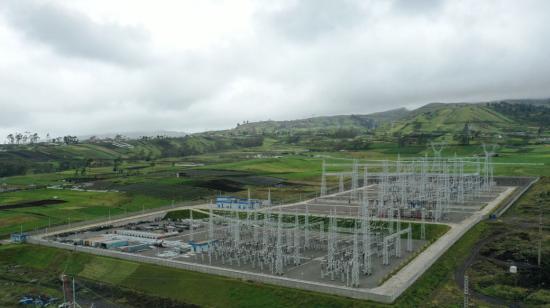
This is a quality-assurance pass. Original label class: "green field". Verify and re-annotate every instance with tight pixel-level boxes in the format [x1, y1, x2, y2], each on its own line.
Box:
[0, 189, 169, 237]
[1, 143, 548, 239]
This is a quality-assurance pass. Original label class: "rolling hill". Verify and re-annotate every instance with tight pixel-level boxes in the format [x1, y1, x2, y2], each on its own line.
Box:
[1, 98, 548, 177]
[386, 103, 515, 134]
[225, 108, 410, 135]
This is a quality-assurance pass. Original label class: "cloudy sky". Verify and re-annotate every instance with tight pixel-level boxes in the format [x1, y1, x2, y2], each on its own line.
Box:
[1, 0, 549, 138]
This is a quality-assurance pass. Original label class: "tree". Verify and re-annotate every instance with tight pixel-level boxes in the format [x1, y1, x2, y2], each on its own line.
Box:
[6, 134, 14, 144]
[113, 157, 122, 172]
[63, 135, 79, 145]
[15, 133, 22, 144]
[30, 133, 40, 144]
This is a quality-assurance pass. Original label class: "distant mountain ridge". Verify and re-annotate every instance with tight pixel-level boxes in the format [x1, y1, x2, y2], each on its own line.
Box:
[0, 97, 548, 177]
[210, 98, 548, 137]
[223, 107, 410, 135]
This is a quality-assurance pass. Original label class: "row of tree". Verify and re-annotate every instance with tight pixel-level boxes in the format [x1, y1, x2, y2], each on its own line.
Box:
[4, 133, 79, 145]
[5, 132, 41, 144]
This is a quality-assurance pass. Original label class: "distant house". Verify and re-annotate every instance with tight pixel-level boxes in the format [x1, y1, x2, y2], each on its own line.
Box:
[10, 233, 28, 243]
[216, 196, 267, 210]
[188, 240, 218, 252]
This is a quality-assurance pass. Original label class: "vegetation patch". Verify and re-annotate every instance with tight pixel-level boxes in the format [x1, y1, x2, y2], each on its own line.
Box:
[0, 199, 67, 210]
[164, 209, 210, 220]
[194, 178, 244, 192]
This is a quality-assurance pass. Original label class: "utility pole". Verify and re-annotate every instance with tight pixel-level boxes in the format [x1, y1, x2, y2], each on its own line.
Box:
[190, 210, 194, 241]
[538, 199, 543, 267]
[421, 208, 426, 241]
[464, 275, 469, 308]
[72, 277, 76, 307]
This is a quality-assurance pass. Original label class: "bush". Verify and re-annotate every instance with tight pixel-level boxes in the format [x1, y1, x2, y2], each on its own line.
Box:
[0, 161, 28, 176]
[525, 289, 550, 305]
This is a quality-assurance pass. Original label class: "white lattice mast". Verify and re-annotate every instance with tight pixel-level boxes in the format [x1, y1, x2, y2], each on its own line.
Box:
[443, 160, 450, 217]
[304, 204, 310, 249]
[430, 141, 446, 172]
[407, 222, 413, 252]
[420, 208, 426, 240]
[482, 144, 490, 190]
[420, 153, 428, 208]
[378, 160, 388, 217]
[351, 159, 359, 200]
[208, 203, 214, 240]
[275, 208, 284, 275]
[253, 208, 259, 242]
[361, 166, 369, 217]
[267, 188, 271, 206]
[395, 208, 401, 258]
[339, 174, 344, 193]
[361, 170, 372, 275]
[363, 164, 369, 191]
[475, 156, 481, 195]
[190, 209, 194, 241]
[351, 222, 360, 288]
[233, 210, 240, 247]
[362, 216, 372, 275]
[262, 206, 270, 248]
[482, 144, 498, 191]
[320, 160, 327, 197]
[293, 210, 301, 265]
[397, 154, 407, 208]
[327, 209, 336, 280]
[208, 203, 214, 264]
[458, 158, 465, 203]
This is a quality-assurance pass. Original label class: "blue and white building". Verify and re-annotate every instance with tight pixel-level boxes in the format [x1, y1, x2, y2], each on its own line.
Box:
[216, 196, 267, 210]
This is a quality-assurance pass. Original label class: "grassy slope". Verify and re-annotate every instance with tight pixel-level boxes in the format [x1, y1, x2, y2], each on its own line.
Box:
[228, 108, 409, 135]
[0, 189, 168, 237]
[387, 103, 517, 136]
[465, 177, 550, 305]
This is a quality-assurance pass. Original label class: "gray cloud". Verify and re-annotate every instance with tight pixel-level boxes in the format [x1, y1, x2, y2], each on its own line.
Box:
[391, 0, 443, 15]
[2, 0, 151, 66]
[261, 0, 366, 42]
[0, 0, 550, 138]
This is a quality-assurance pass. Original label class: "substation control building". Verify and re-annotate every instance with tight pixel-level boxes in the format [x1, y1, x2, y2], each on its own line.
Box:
[216, 196, 266, 210]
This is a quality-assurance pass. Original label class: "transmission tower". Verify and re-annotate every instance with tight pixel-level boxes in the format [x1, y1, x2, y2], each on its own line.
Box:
[275, 209, 284, 275]
[320, 160, 327, 197]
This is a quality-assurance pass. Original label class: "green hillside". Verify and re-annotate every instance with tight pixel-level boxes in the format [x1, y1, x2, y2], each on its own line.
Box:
[380, 100, 549, 145]
[228, 108, 409, 135]
[0, 135, 264, 177]
[387, 103, 514, 134]
[211, 99, 548, 147]
[1, 99, 548, 177]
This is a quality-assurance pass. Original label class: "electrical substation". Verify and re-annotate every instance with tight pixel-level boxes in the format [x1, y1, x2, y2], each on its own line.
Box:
[31, 148, 527, 303]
